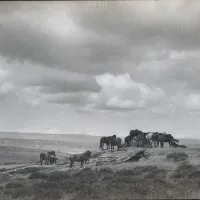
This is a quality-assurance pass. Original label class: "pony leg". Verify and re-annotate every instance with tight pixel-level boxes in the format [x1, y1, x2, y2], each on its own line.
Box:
[70, 161, 74, 168]
[161, 142, 163, 148]
[155, 141, 158, 147]
[81, 161, 84, 168]
[150, 141, 152, 148]
[151, 140, 154, 148]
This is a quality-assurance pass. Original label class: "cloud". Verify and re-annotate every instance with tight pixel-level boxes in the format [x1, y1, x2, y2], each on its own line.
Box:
[0, 67, 9, 79]
[31, 74, 101, 94]
[0, 66, 14, 95]
[38, 73, 165, 112]
[16, 86, 43, 107]
[93, 73, 165, 110]
[0, 82, 14, 93]
[0, 1, 200, 137]
[171, 93, 200, 112]
[0, 5, 127, 75]
[45, 128, 62, 134]
[185, 94, 200, 110]
[1, 1, 200, 77]
[45, 92, 90, 106]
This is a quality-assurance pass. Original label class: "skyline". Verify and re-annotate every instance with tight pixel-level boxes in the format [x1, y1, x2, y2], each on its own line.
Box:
[0, 1, 200, 138]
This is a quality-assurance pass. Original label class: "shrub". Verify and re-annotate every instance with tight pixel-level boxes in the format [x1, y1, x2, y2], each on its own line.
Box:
[172, 162, 197, 179]
[166, 152, 188, 162]
[17, 167, 40, 174]
[99, 167, 113, 174]
[34, 181, 59, 190]
[48, 171, 70, 181]
[28, 172, 49, 180]
[5, 182, 24, 189]
[33, 188, 63, 200]
[4, 187, 31, 199]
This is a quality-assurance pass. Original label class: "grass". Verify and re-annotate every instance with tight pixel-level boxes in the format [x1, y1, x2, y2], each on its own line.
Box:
[3, 163, 200, 200]
[28, 171, 49, 179]
[166, 152, 188, 162]
[2, 147, 200, 200]
[171, 161, 200, 180]
[17, 167, 41, 174]
[5, 182, 25, 189]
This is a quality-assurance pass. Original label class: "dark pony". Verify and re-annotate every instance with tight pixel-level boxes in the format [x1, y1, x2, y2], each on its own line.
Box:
[124, 136, 131, 147]
[69, 150, 92, 168]
[40, 153, 48, 166]
[99, 136, 113, 150]
[46, 151, 56, 164]
[110, 135, 122, 152]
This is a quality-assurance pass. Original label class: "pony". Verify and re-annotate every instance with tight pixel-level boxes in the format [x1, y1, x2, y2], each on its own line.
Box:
[129, 129, 143, 141]
[40, 153, 48, 166]
[110, 136, 122, 152]
[69, 150, 92, 168]
[135, 132, 149, 148]
[145, 132, 159, 148]
[99, 135, 115, 150]
[49, 155, 58, 165]
[156, 133, 179, 148]
[124, 135, 131, 147]
[46, 151, 56, 164]
[84, 150, 92, 164]
[171, 141, 187, 148]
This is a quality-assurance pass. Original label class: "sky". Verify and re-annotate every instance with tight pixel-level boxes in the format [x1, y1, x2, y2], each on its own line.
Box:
[0, 0, 200, 138]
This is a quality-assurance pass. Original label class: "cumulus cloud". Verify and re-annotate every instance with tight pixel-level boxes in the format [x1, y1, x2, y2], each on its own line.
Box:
[185, 94, 200, 110]
[0, 82, 14, 93]
[0, 67, 9, 79]
[170, 93, 200, 113]
[93, 73, 165, 110]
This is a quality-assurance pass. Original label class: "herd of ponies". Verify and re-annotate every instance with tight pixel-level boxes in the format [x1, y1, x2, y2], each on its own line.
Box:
[39, 129, 187, 168]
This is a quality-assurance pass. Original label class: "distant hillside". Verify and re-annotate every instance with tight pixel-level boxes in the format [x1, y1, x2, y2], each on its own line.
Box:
[0, 132, 200, 149]
[178, 138, 200, 144]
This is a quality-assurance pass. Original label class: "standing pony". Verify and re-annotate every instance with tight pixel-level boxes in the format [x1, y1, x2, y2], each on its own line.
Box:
[110, 136, 122, 152]
[40, 153, 48, 166]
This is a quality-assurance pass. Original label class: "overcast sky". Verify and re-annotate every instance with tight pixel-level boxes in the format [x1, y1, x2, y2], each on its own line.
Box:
[0, 1, 200, 138]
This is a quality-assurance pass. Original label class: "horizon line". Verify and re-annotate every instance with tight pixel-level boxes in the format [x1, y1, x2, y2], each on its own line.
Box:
[0, 130, 199, 140]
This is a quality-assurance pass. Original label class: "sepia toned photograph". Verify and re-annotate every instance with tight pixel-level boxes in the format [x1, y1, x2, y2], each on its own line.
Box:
[0, 0, 200, 199]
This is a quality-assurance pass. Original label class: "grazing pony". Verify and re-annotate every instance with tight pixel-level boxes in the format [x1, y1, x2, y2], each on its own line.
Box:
[46, 151, 56, 165]
[171, 141, 187, 148]
[40, 153, 48, 166]
[135, 132, 149, 148]
[129, 129, 143, 141]
[156, 133, 178, 148]
[145, 132, 158, 148]
[49, 156, 58, 165]
[124, 136, 131, 147]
